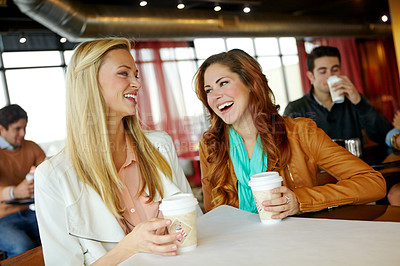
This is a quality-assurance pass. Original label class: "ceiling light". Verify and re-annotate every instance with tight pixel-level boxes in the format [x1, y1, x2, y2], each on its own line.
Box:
[139, 1, 147, 7]
[19, 36, 26, 44]
[243, 6, 251, 13]
[60, 37, 67, 43]
[381, 15, 388, 22]
[214, 5, 221, 12]
[177, 3, 185, 9]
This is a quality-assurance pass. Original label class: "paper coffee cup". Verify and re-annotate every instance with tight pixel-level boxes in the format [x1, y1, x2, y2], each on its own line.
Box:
[26, 172, 35, 210]
[26, 173, 34, 181]
[159, 193, 198, 252]
[248, 172, 283, 224]
[327, 76, 345, 104]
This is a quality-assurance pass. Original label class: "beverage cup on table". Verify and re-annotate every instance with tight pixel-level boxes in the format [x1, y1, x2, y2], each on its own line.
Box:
[344, 138, 362, 157]
[159, 193, 198, 252]
[327, 75, 345, 104]
[248, 172, 283, 224]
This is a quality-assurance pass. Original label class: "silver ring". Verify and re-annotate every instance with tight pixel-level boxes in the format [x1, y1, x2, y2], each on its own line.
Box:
[284, 195, 291, 204]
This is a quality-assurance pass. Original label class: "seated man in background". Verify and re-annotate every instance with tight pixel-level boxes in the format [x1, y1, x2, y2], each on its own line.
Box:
[385, 110, 400, 206]
[284, 46, 392, 146]
[0, 104, 45, 258]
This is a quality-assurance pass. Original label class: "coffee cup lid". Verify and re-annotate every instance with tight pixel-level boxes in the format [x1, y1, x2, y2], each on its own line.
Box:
[248, 172, 283, 187]
[327, 75, 342, 85]
[159, 193, 198, 212]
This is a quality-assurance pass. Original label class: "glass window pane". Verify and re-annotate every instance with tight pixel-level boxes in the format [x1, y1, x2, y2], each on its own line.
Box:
[226, 38, 255, 56]
[64, 50, 74, 65]
[160, 47, 195, 61]
[6, 68, 66, 151]
[196, 59, 204, 68]
[176, 61, 204, 117]
[258, 56, 288, 113]
[279, 37, 298, 55]
[160, 48, 175, 61]
[3, 51, 62, 68]
[141, 63, 161, 125]
[175, 47, 195, 60]
[0, 75, 6, 108]
[163, 60, 206, 150]
[194, 38, 226, 59]
[282, 56, 303, 102]
[254, 38, 279, 56]
[138, 49, 154, 62]
[163, 62, 186, 116]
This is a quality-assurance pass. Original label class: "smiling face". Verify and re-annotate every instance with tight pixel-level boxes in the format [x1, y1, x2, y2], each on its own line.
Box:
[98, 49, 141, 120]
[307, 56, 341, 95]
[0, 118, 27, 149]
[204, 63, 252, 128]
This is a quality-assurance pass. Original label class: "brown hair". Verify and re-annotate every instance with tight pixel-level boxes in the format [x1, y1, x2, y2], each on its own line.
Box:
[307, 46, 341, 72]
[194, 49, 291, 209]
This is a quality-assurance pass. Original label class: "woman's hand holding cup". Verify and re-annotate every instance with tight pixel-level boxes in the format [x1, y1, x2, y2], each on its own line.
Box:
[262, 186, 300, 219]
[96, 218, 182, 265]
[117, 218, 182, 259]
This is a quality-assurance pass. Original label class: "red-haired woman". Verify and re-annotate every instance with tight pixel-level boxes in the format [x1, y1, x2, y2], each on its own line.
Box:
[194, 49, 386, 219]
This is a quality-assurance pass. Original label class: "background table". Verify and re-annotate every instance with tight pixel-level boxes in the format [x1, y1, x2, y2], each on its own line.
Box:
[297, 204, 400, 222]
[362, 145, 400, 170]
[120, 205, 400, 266]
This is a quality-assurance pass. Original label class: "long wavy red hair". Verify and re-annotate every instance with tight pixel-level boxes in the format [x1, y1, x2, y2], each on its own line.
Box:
[194, 49, 291, 209]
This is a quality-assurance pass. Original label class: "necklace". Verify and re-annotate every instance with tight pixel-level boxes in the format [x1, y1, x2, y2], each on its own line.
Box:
[121, 209, 161, 234]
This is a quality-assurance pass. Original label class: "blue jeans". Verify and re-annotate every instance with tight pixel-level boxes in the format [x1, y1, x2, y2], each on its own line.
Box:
[0, 209, 40, 258]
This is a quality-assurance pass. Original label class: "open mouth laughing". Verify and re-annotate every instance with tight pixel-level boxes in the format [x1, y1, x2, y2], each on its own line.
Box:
[218, 101, 233, 113]
[124, 93, 137, 104]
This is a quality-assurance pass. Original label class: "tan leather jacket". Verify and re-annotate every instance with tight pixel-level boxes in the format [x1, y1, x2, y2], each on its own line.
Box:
[200, 117, 386, 212]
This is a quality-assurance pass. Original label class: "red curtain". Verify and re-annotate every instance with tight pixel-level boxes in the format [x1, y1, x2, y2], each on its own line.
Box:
[296, 41, 310, 94]
[133, 41, 199, 159]
[357, 38, 400, 120]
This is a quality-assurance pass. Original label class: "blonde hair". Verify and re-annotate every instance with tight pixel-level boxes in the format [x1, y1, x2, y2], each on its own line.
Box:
[65, 38, 172, 217]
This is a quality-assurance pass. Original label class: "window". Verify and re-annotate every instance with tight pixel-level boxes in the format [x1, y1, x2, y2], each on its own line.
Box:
[226, 38, 255, 56]
[0, 75, 6, 108]
[135, 46, 208, 154]
[2, 51, 62, 68]
[6, 67, 66, 155]
[194, 39, 226, 59]
[0, 36, 303, 156]
[64, 50, 74, 65]
[1, 50, 67, 156]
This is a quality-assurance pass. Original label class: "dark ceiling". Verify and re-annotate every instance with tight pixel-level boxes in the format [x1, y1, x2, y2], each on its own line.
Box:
[0, 0, 392, 38]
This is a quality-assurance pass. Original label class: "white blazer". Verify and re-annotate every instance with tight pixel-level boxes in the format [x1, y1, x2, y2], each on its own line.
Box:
[34, 131, 202, 265]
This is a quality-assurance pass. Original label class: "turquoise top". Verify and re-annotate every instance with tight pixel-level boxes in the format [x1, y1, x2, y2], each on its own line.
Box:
[229, 126, 268, 213]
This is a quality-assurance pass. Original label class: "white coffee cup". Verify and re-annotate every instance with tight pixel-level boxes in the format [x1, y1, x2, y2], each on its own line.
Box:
[159, 193, 198, 252]
[327, 75, 345, 104]
[25, 173, 35, 210]
[26, 173, 34, 182]
[248, 172, 283, 224]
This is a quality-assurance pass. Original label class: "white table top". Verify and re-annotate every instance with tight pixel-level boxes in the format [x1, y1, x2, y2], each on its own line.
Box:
[119, 205, 400, 266]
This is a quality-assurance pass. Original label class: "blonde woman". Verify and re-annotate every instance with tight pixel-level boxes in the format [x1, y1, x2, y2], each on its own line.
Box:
[34, 38, 201, 265]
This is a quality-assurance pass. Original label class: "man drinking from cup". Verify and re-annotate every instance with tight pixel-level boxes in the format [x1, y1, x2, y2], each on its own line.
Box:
[284, 46, 392, 146]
